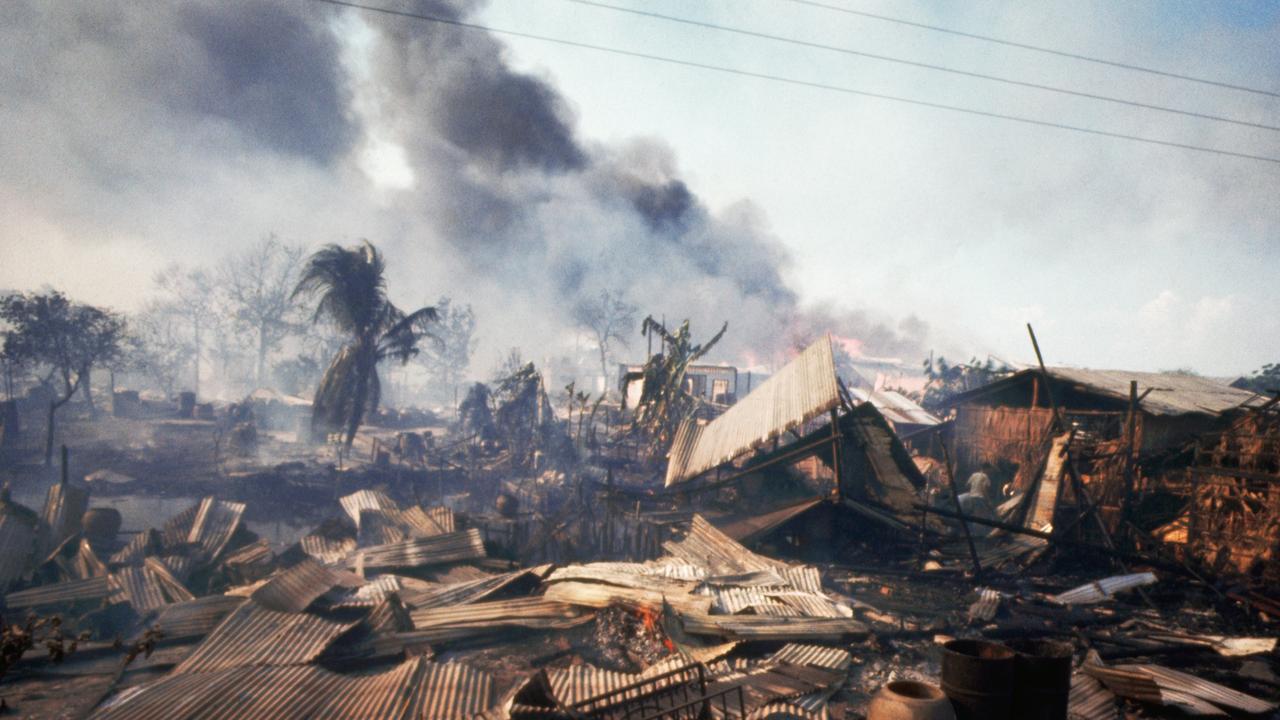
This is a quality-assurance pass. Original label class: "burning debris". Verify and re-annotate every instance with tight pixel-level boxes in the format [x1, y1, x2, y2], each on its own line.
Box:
[1, 297, 1277, 720]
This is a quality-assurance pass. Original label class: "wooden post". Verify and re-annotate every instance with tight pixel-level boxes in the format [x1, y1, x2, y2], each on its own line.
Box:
[829, 409, 843, 500]
[1119, 380, 1139, 546]
[941, 437, 982, 579]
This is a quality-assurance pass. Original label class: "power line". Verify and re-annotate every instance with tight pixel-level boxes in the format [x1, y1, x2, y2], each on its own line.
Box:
[308, 0, 1280, 165]
[782, 0, 1280, 100]
[568, 0, 1279, 132]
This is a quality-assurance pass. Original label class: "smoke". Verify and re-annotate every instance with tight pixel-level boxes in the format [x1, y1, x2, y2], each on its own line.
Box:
[0, 0, 928, 378]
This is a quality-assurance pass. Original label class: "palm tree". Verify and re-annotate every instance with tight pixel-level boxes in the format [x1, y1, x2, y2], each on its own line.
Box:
[292, 241, 438, 446]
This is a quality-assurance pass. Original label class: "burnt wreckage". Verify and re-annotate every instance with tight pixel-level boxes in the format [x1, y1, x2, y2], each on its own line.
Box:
[0, 336, 1277, 719]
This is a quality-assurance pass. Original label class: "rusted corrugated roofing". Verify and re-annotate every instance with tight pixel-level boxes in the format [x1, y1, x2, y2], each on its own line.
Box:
[340, 489, 397, 528]
[108, 560, 194, 612]
[110, 529, 155, 566]
[321, 574, 403, 610]
[663, 515, 785, 576]
[351, 528, 486, 571]
[358, 509, 408, 547]
[1068, 673, 1120, 720]
[946, 367, 1267, 417]
[187, 497, 246, 562]
[5, 575, 111, 608]
[1125, 663, 1276, 714]
[408, 597, 594, 644]
[41, 482, 89, 551]
[301, 534, 356, 564]
[399, 505, 455, 537]
[849, 387, 941, 428]
[150, 594, 247, 640]
[544, 655, 695, 714]
[407, 565, 550, 609]
[677, 612, 867, 642]
[250, 558, 351, 613]
[92, 656, 494, 720]
[172, 600, 360, 674]
[666, 336, 841, 486]
[222, 539, 272, 568]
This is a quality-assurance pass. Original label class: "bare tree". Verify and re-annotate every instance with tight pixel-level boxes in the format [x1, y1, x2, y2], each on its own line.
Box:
[152, 264, 218, 398]
[417, 297, 478, 403]
[219, 235, 306, 386]
[573, 289, 637, 394]
[127, 303, 196, 397]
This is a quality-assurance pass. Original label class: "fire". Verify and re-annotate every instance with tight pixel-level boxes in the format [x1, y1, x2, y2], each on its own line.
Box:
[636, 605, 676, 653]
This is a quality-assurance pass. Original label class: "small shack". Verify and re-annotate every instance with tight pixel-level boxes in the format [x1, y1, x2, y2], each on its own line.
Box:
[941, 367, 1268, 482]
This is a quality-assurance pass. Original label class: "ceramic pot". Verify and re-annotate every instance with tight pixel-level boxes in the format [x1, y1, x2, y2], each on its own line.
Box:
[868, 680, 957, 720]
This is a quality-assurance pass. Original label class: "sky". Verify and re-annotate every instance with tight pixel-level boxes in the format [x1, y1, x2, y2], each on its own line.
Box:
[1, 0, 1277, 378]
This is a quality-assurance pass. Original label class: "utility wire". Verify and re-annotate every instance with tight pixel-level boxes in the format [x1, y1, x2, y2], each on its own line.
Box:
[309, 0, 1280, 165]
[783, 0, 1280, 100]
[568, 0, 1278, 132]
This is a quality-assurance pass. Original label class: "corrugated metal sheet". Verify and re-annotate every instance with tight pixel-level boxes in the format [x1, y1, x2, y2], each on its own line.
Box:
[350, 528, 486, 571]
[1068, 673, 1119, 720]
[150, 594, 247, 640]
[968, 587, 1001, 622]
[407, 565, 549, 610]
[160, 504, 199, 551]
[769, 643, 851, 671]
[5, 575, 111, 608]
[677, 612, 867, 642]
[301, 534, 357, 564]
[358, 509, 408, 547]
[407, 597, 593, 644]
[664, 515, 786, 576]
[710, 587, 798, 616]
[543, 580, 713, 616]
[109, 566, 170, 612]
[93, 656, 493, 720]
[544, 655, 696, 713]
[110, 529, 155, 566]
[250, 558, 349, 613]
[322, 574, 404, 609]
[948, 368, 1267, 417]
[0, 506, 39, 590]
[222, 539, 272, 568]
[1125, 663, 1276, 714]
[1051, 572, 1157, 605]
[187, 497, 246, 562]
[849, 387, 941, 428]
[781, 566, 823, 595]
[399, 505, 455, 537]
[41, 482, 89, 551]
[340, 489, 397, 528]
[172, 600, 360, 674]
[156, 554, 195, 582]
[667, 336, 841, 485]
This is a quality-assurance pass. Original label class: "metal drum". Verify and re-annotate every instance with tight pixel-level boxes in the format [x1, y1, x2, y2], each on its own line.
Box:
[1009, 639, 1073, 720]
[941, 639, 1015, 720]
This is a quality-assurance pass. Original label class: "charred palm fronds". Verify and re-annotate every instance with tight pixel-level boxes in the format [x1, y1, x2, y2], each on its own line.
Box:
[495, 362, 574, 470]
[291, 241, 439, 447]
[631, 317, 727, 455]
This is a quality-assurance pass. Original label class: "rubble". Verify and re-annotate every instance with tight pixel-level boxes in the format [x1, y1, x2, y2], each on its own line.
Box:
[0, 338, 1276, 719]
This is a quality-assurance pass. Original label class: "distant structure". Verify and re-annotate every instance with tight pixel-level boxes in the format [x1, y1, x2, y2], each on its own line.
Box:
[619, 363, 739, 408]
